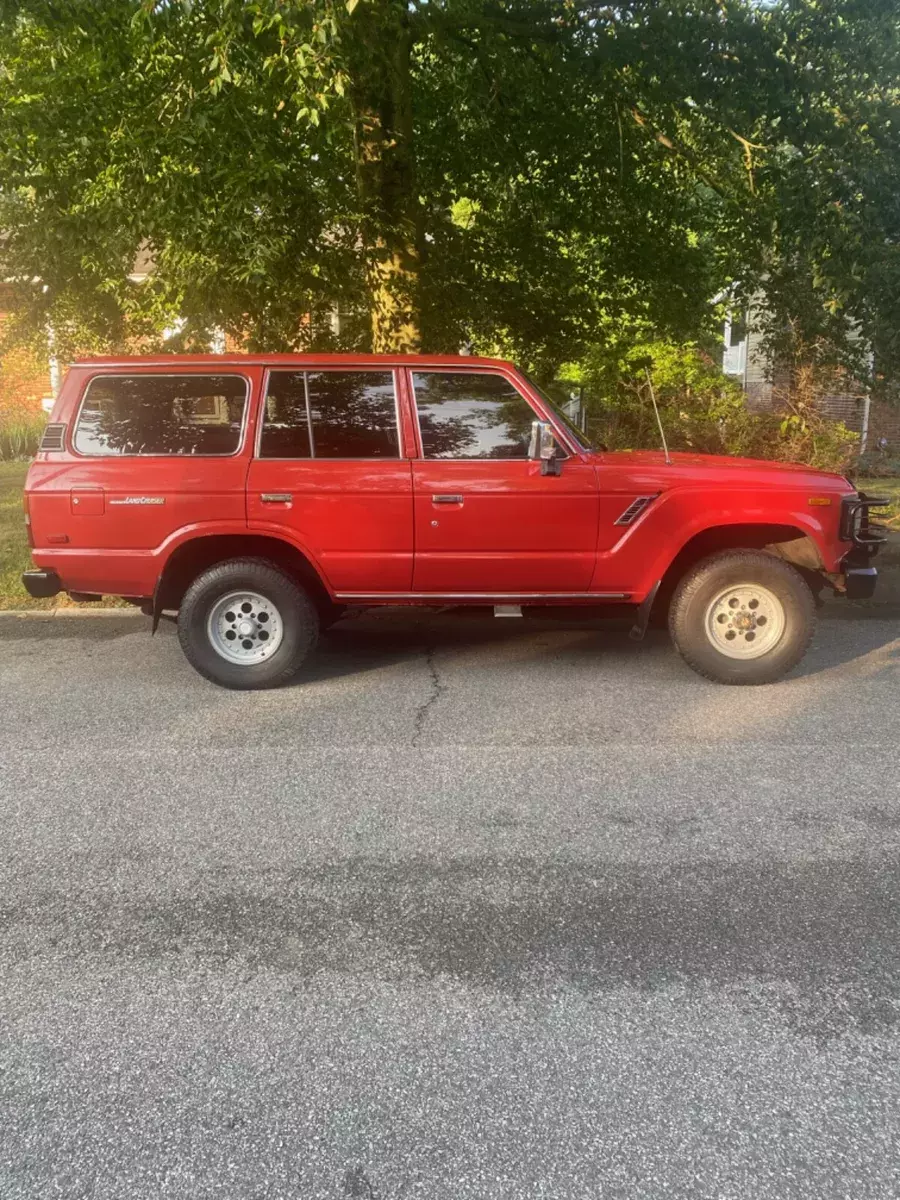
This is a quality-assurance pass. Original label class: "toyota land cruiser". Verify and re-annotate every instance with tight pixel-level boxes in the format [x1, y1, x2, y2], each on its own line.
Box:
[21, 354, 887, 688]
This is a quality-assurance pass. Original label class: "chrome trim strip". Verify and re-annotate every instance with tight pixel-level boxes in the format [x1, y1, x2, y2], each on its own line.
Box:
[71, 372, 252, 459]
[334, 591, 631, 601]
[302, 370, 316, 458]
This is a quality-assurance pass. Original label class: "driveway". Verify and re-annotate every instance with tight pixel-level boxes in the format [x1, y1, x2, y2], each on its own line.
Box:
[1, 609, 900, 1199]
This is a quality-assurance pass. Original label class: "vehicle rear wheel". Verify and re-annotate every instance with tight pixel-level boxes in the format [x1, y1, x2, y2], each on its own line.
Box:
[177, 558, 318, 689]
[669, 550, 816, 685]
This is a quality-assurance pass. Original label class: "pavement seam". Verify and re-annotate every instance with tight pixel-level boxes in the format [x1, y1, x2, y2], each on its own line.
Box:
[411, 645, 448, 749]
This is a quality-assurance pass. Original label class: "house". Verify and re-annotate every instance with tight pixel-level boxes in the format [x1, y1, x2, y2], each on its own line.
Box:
[723, 307, 900, 455]
[0, 285, 56, 421]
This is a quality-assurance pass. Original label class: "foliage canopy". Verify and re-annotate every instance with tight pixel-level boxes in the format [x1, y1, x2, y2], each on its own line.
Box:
[0, 0, 897, 381]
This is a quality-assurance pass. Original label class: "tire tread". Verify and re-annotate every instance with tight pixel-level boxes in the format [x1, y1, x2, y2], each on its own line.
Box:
[177, 557, 318, 689]
[669, 550, 816, 685]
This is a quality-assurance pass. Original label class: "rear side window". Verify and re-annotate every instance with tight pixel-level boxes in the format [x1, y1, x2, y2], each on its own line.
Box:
[259, 371, 399, 458]
[74, 374, 248, 456]
[412, 372, 537, 460]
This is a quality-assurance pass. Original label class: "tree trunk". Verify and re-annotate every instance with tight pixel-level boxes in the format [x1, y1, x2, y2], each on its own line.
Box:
[348, 0, 421, 353]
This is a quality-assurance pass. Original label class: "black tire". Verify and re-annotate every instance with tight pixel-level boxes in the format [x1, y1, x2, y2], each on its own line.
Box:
[669, 550, 816, 685]
[177, 557, 319, 689]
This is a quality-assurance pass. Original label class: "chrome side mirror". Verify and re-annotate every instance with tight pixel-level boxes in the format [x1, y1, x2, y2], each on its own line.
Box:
[529, 420, 562, 475]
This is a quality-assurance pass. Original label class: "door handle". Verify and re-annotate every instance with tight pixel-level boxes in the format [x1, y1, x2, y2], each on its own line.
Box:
[432, 494, 464, 505]
[261, 493, 292, 504]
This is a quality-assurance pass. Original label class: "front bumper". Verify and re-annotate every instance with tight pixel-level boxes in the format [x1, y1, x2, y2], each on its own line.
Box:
[844, 566, 878, 600]
[835, 491, 891, 601]
[22, 569, 62, 599]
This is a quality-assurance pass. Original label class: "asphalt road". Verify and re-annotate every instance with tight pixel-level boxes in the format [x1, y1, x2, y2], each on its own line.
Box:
[1, 608, 900, 1200]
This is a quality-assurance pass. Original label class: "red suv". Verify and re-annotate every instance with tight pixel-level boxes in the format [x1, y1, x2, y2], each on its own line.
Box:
[22, 354, 886, 688]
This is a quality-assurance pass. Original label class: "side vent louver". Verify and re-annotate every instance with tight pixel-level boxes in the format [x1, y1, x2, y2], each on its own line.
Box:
[39, 423, 66, 452]
[614, 494, 658, 526]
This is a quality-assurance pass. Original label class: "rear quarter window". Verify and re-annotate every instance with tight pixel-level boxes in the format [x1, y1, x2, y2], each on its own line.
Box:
[73, 374, 249, 456]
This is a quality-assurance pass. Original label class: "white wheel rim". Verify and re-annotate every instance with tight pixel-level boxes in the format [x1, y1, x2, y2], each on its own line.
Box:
[704, 583, 786, 660]
[207, 590, 284, 665]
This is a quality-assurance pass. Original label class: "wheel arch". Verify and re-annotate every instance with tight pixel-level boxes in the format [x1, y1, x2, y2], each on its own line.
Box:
[653, 522, 823, 619]
[153, 533, 334, 624]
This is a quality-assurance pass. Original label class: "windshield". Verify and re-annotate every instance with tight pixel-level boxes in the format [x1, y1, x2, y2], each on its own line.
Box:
[522, 375, 594, 451]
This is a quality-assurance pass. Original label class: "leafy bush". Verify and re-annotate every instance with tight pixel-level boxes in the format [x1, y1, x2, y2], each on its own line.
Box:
[0, 412, 47, 460]
[723, 407, 859, 474]
[858, 451, 900, 479]
[557, 339, 859, 474]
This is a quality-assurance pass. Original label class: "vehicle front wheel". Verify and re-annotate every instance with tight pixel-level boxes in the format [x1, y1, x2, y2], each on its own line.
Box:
[177, 558, 319, 689]
[669, 550, 816, 685]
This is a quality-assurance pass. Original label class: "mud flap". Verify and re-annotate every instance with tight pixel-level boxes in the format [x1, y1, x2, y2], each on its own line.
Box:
[629, 580, 661, 641]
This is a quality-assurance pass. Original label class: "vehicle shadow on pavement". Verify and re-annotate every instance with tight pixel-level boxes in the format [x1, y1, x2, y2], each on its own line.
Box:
[306, 609, 900, 687]
[303, 610, 645, 685]
[790, 619, 900, 680]
[0, 614, 146, 643]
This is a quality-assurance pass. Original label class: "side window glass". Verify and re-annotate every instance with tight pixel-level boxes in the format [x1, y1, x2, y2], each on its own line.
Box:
[74, 375, 248, 456]
[412, 372, 538, 460]
[258, 373, 310, 458]
[260, 371, 399, 458]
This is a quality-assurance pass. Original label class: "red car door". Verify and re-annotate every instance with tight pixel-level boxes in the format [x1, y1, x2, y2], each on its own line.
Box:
[408, 368, 600, 595]
[246, 367, 414, 594]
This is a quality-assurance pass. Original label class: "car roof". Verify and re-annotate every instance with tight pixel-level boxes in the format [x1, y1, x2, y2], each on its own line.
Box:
[71, 353, 516, 370]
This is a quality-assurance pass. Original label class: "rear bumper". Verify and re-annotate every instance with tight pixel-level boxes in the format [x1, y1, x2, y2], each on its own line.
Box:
[21, 569, 62, 599]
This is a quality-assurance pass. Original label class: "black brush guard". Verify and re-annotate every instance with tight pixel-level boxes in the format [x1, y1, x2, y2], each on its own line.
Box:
[839, 491, 890, 599]
[840, 491, 891, 553]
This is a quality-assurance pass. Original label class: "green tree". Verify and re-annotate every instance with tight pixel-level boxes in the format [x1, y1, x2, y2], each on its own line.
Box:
[0, 0, 897, 377]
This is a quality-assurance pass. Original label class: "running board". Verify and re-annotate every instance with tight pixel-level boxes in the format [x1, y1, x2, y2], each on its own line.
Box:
[494, 604, 523, 618]
[335, 591, 631, 602]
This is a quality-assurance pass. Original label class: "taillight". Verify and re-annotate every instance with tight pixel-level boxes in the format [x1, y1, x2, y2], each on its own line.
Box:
[23, 491, 34, 548]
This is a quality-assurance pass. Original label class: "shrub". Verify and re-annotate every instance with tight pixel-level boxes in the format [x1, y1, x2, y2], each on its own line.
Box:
[723, 408, 858, 474]
[0, 412, 47, 460]
[558, 339, 859, 475]
[858, 451, 900, 479]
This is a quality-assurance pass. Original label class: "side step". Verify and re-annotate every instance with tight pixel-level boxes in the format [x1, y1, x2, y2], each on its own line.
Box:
[494, 604, 523, 618]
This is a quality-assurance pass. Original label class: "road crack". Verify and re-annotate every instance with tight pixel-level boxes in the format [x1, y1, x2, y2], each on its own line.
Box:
[412, 645, 447, 748]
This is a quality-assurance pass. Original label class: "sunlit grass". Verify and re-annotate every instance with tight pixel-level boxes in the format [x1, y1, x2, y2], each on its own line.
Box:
[859, 478, 900, 530]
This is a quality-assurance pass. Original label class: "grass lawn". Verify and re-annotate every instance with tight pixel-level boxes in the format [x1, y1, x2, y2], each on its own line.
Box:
[861, 477, 900, 530]
[1, 459, 898, 610]
[0, 461, 40, 609]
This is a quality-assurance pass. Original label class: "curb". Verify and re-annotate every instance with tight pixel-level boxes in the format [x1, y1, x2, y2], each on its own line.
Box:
[0, 608, 143, 618]
[1, 602, 897, 623]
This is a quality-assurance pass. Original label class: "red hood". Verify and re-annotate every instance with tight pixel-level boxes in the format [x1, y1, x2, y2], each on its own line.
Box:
[591, 448, 850, 489]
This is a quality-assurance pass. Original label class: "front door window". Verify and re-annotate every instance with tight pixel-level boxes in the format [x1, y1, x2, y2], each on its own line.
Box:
[413, 372, 551, 461]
